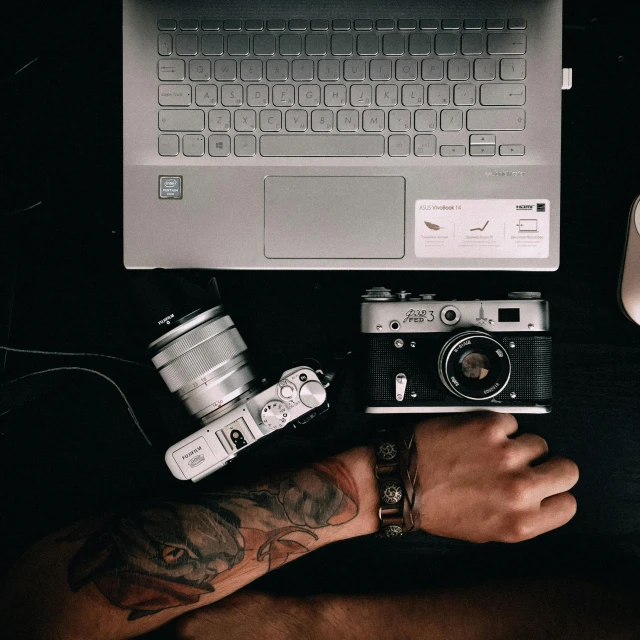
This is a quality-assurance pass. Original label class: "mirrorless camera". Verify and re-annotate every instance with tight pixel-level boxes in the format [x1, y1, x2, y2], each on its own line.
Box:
[130, 270, 328, 482]
[361, 288, 552, 414]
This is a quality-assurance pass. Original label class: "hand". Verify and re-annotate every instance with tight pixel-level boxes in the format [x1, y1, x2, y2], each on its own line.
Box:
[414, 412, 579, 543]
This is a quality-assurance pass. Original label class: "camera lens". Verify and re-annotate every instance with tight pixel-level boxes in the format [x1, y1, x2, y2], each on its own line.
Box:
[437, 331, 511, 401]
[130, 270, 260, 423]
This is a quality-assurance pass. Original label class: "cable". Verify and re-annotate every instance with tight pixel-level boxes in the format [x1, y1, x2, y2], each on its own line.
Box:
[0, 345, 151, 369]
[1, 366, 152, 447]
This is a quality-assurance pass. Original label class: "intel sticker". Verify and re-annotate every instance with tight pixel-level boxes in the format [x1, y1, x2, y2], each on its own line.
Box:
[159, 176, 182, 199]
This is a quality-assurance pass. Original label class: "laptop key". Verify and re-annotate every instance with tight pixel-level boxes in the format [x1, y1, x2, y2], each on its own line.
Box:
[195, 84, 218, 106]
[318, 60, 340, 80]
[159, 109, 205, 131]
[299, 84, 321, 106]
[306, 34, 328, 56]
[158, 59, 185, 80]
[292, 59, 314, 81]
[383, 33, 405, 55]
[228, 35, 250, 56]
[158, 19, 176, 31]
[260, 134, 385, 156]
[260, 110, 282, 131]
[324, 85, 347, 107]
[183, 134, 205, 156]
[235, 135, 256, 156]
[350, 84, 372, 106]
[357, 34, 379, 56]
[435, 33, 457, 55]
[389, 109, 411, 131]
[370, 59, 392, 80]
[415, 134, 436, 156]
[388, 134, 411, 156]
[221, 85, 243, 106]
[202, 34, 224, 55]
[312, 109, 334, 131]
[247, 84, 269, 106]
[466, 108, 525, 130]
[344, 60, 366, 81]
[487, 33, 526, 54]
[158, 34, 172, 56]
[159, 84, 192, 106]
[396, 59, 418, 80]
[241, 59, 263, 81]
[441, 109, 463, 131]
[280, 34, 302, 55]
[189, 60, 211, 80]
[260, 109, 282, 131]
[454, 84, 476, 106]
[409, 33, 430, 55]
[500, 58, 526, 80]
[440, 145, 466, 156]
[414, 109, 437, 131]
[267, 59, 289, 81]
[422, 59, 444, 80]
[273, 84, 295, 106]
[285, 109, 308, 131]
[158, 134, 179, 156]
[234, 109, 256, 131]
[332, 34, 353, 55]
[474, 58, 496, 80]
[461, 33, 483, 55]
[376, 84, 398, 107]
[215, 60, 237, 80]
[401, 85, 424, 106]
[254, 34, 276, 56]
[480, 83, 525, 105]
[209, 110, 231, 131]
[337, 109, 359, 131]
[362, 109, 385, 131]
[176, 34, 198, 55]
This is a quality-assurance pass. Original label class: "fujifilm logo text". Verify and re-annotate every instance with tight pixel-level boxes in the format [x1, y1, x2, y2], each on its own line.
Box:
[182, 445, 203, 460]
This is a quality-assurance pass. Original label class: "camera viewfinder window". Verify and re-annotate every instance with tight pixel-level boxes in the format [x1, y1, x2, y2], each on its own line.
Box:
[498, 308, 520, 322]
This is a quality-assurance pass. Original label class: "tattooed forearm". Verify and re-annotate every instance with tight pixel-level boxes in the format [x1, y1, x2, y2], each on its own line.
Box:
[65, 458, 360, 620]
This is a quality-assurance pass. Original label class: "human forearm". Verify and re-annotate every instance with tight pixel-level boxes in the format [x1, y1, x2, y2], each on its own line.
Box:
[178, 580, 640, 640]
[1, 446, 378, 640]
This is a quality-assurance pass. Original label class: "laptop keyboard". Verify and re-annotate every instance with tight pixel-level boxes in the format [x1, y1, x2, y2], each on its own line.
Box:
[156, 18, 528, 158]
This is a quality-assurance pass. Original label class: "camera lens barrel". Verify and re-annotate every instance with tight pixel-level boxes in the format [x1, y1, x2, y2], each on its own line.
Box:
[438, 331, 511, 401]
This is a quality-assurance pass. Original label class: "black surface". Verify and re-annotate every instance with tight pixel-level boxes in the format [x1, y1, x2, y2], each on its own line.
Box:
[2, 1, 640, 637]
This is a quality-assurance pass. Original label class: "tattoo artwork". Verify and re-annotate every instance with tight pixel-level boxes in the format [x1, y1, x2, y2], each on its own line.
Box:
[64, 458, 358, 620]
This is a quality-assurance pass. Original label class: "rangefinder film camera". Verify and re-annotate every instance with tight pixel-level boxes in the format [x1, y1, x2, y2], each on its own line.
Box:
[130, 270, 328, 482]
[362, 288, 552, 414]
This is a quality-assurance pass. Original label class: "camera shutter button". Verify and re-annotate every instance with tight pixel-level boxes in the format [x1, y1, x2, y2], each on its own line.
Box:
[299, 380, 326, 408]
[278, 382, 296, 401]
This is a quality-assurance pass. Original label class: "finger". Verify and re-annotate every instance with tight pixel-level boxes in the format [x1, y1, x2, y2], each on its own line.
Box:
[510, 433, 549, 464]
[529, 456, 579, 500]
[531, 492, 578, 538]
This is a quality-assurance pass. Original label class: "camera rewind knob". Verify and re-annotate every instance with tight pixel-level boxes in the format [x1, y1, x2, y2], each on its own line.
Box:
[299, 380, 326, 408]
[362, 287, 396, 301]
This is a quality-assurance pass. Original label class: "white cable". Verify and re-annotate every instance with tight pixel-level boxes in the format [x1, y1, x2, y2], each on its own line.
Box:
[2, 366, 153, 447]
[0, 344, 151, 369]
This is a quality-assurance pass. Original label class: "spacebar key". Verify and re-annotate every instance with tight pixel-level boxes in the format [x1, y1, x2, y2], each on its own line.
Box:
[467, 109, 525, 131]
[261, 134, 385, 157]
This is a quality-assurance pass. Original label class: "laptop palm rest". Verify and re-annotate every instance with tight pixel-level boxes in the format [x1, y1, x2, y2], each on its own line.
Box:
[264, 176, 405, 259]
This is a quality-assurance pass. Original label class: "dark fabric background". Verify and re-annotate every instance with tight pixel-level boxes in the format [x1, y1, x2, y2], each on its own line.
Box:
[1, 1, 639, 637]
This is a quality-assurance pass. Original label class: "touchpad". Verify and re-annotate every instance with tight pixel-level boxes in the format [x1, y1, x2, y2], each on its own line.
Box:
[264, 176, 405, 259]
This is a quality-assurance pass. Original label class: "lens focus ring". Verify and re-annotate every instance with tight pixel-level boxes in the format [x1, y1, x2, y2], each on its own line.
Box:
[152, 315, 234, 369]
[156, 324, 249, 393]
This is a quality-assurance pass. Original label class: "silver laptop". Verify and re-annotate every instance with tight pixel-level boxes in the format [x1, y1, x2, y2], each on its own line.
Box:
[123, 0, 564, 271]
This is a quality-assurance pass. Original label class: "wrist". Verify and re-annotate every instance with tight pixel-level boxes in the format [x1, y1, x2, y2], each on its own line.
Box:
[331, 445, 379, 540]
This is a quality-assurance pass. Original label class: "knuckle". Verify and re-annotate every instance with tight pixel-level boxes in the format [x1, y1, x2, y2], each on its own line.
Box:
[479, 412, 517, 440]
[501, 515, 534, 543]
[503, 474, 533, 506]
[498, 443, 520, 468]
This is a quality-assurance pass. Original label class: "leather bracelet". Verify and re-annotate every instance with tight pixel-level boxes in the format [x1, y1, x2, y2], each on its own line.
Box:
[374, 426, 419, 537]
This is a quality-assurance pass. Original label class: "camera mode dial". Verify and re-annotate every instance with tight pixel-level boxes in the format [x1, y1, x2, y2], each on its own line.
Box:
[261, 401, 290, 430]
